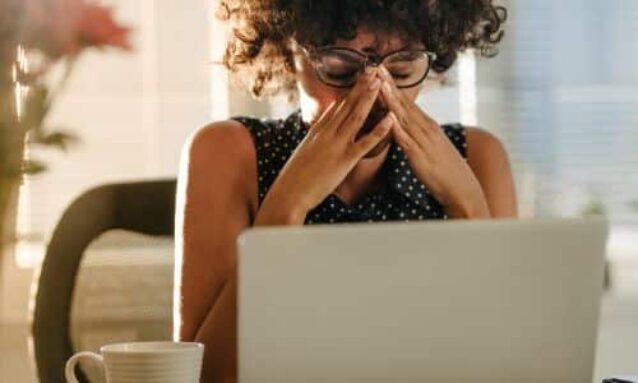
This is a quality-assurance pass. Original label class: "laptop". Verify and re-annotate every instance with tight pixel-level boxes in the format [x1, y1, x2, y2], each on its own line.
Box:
[237, 218, 608, 383]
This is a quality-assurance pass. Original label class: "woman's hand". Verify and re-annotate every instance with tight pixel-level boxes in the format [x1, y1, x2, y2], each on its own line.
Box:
[378, 66, 490, 219]
[255, 68, 395, 225]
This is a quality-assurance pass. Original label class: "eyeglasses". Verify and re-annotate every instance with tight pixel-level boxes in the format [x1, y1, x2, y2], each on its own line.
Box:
[304, 46, 437, 89]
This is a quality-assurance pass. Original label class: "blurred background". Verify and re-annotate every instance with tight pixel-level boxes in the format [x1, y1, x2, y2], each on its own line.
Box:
[1, 0, 637, 381]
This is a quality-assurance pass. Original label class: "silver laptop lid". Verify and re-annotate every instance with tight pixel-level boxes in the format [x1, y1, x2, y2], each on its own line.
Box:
[238, 218, 608, 383]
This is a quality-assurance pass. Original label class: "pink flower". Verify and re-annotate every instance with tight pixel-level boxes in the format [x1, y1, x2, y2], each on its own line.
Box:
[22, 0, 131, 59]
[77, 4, 131, 50]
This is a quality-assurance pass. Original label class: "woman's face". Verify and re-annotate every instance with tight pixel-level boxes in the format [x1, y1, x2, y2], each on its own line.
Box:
[294, 25, 425, 158]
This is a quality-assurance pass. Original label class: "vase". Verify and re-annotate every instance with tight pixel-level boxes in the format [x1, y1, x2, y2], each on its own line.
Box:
[0, 178, 20, 262]
[0, 52, 25, 263]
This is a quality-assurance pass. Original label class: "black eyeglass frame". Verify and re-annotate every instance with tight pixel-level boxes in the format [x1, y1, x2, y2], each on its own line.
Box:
[303, 46, 438, 89]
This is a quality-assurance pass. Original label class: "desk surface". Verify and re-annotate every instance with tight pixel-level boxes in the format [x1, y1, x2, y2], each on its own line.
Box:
[1, 295, 637, 382]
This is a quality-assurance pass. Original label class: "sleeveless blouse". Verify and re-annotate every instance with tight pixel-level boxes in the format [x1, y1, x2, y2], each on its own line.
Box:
[232, 109, 467, 225]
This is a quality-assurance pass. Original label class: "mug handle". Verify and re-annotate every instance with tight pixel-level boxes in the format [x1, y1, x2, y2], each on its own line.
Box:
[65, 351, 105, 383]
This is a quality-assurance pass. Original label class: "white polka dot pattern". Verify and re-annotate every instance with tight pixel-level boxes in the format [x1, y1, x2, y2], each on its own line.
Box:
[232, 110, 467, 225]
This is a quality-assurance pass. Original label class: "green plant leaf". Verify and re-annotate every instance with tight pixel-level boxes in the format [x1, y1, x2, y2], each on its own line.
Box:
[21, 159, 48, 175]
[30, 130, 80, 151]
[581, 199, 607, 217]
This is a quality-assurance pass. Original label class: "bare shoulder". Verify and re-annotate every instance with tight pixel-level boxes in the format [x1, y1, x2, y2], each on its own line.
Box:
[185, 120, 255, 168]
[464, 127, 508, 162]
[464, 126, 518, 218]
[180, 119, 258, 214]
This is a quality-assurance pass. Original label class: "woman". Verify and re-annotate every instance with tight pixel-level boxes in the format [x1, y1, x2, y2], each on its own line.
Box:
[176, 1, 516, 381]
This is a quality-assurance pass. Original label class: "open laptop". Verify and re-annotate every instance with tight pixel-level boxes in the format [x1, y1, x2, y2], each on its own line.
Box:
[237, 218, 608, 383]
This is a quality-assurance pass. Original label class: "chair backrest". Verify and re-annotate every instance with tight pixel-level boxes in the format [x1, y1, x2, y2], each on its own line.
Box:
[31, 179, 177, 383]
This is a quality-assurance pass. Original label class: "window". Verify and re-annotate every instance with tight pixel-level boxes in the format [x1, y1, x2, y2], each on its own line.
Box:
[475, 0, 638, 223]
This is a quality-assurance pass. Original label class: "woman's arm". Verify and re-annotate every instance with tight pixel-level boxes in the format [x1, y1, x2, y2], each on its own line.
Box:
[176, 119, 308, 383]
[175, 120, 257, 382]
[465, 127, 518, 218]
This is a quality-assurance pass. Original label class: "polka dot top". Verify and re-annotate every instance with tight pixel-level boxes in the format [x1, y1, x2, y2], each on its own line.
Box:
[232, 109, 467, 225]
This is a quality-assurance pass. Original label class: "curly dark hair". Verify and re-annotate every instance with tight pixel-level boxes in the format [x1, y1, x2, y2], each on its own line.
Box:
[218, 0, 507, 99]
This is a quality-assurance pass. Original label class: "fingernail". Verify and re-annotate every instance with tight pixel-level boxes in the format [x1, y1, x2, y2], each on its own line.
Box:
[369, 78, 381, 90]
[363, 69, 374, 83]
[364, 67, 375, 79]
[382, 115, 393, 128]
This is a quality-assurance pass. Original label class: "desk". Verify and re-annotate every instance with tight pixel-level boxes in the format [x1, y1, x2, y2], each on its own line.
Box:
[2, 295, 637, 382]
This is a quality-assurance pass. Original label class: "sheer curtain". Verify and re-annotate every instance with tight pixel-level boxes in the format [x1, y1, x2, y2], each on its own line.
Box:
[475, 0, 638, 223]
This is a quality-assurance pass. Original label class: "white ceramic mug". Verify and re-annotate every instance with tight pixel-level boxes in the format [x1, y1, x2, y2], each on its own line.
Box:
[65, 341, 204, 383]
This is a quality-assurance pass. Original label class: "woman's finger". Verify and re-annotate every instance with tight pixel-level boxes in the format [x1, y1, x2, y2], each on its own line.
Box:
[390, 113, 422, 158]
[377, 69, 409, 119]
[379, 79, 429, 150]
[312, 99, 341, 132]
[380, 68, 443, 147]
[319, 97, 348, 132]
[350, 111, 394, 158]
[339, 76, 382, 137]
[330, 68, 379, 129]
[379, 66, 440, 137]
